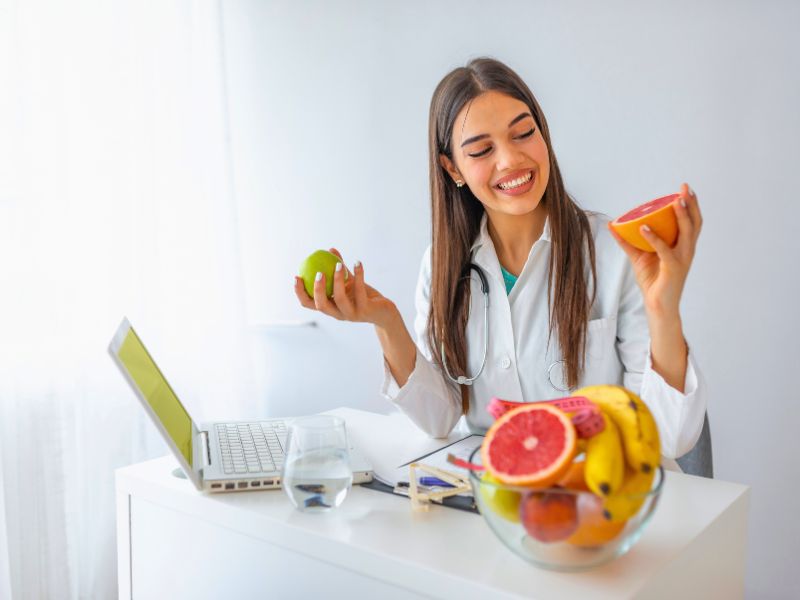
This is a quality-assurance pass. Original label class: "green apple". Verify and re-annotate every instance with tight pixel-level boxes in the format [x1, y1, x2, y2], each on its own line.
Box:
[299, 250, 345, 298]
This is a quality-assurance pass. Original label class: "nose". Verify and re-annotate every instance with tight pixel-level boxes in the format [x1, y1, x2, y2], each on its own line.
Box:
[494, 141, 525, 172]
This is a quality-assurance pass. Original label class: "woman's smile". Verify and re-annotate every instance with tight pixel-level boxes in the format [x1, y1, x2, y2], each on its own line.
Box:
[439, 90, 551, 218]
[494, 168, 536, 196]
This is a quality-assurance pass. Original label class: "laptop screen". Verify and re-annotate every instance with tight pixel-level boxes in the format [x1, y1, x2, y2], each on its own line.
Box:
[116, 326, 194, 467]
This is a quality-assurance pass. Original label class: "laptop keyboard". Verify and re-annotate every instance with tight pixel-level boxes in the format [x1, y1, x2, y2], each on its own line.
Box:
[217, 421, 287, 475]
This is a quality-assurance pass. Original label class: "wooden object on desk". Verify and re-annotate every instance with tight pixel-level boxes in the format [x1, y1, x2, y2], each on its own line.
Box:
[407, 463, 471, 511]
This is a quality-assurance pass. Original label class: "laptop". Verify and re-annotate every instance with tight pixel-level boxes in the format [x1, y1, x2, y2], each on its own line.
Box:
[108, 318, 374, 493]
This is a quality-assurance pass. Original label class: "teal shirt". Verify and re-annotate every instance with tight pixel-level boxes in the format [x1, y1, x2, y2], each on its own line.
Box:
[500, 265, 518, 295]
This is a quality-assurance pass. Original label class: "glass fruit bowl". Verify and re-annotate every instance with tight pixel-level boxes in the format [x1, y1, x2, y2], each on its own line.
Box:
[467, 446, 664, 571]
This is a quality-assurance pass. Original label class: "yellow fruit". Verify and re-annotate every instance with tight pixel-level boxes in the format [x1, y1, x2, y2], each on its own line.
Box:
[480, 473, 521, 523]
[584, 411, 625, 496]
[602, 466, 657, 522]
[574, 385, 661, 474]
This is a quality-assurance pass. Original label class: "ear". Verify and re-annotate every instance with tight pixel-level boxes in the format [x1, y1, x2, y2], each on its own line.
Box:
[438, 153, 461, 183]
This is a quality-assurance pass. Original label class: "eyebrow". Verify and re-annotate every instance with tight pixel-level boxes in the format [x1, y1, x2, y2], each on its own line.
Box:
[460, 112, 533, 148]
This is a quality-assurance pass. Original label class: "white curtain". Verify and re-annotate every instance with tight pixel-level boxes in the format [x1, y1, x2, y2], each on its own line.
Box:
[0, 1, 254, 597]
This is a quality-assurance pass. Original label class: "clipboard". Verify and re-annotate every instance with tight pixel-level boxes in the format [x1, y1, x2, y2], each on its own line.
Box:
[359, 478, 479, 514]
[359, 434, 484, 514]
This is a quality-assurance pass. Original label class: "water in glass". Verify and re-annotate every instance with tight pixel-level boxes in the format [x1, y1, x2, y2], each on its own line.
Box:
[282, 416, 352, 512]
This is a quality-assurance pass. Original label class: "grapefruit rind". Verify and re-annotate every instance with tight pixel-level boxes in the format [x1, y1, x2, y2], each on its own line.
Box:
[610, 193, 679, 253]
[481, 403, 577, 487]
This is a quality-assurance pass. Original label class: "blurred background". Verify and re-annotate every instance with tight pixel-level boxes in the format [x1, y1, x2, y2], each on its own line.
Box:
[1, 0, 798, 597]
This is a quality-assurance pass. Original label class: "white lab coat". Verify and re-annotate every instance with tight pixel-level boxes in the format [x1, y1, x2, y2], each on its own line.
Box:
[381, 212, 707, 472]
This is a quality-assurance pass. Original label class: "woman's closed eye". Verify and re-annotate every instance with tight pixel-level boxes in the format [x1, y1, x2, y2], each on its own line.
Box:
[467, 128, 536, 158]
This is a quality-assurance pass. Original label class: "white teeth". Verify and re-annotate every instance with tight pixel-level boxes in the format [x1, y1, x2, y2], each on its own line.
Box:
[498, 171, 532, 190]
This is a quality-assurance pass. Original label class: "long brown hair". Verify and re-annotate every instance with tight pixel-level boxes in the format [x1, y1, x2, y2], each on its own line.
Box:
[427, 57, 597, 414]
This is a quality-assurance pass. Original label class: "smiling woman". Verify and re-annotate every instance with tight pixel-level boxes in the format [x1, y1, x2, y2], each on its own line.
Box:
[294, 57, 708, 471]
[430, 62, 596, 406]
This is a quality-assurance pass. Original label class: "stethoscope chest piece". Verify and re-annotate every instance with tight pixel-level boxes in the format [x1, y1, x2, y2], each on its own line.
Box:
[440, 262, 573, 395]
[547, 359, 570, 392]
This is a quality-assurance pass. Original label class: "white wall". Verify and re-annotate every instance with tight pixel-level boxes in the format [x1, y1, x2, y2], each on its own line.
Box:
[220, 1, 800, 596]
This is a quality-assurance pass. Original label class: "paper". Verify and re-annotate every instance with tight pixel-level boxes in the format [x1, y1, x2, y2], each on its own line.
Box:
[374, 434, 484, 489]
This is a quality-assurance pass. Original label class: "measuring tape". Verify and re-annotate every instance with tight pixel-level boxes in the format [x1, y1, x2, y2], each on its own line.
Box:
[486, 396, 605, 438]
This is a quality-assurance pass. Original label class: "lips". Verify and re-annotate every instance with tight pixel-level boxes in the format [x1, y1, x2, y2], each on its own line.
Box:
[494, 169, 534, 190]
[494, 169, 536, 197]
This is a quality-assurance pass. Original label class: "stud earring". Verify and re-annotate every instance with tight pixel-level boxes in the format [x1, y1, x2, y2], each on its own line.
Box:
[455, 179, 465, 188]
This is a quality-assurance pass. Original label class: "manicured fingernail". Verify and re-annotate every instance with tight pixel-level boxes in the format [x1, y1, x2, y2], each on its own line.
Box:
[335, 262, 343, 272]
[688, 185, 694, 196]
[315, 272, 323, 282]
[680, 198, 687, 208]
[641, 224, 651, 233]
[354, 260, 362, 269]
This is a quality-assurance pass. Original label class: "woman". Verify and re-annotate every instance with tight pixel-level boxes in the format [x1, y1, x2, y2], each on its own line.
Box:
[294, 57, 706, 471]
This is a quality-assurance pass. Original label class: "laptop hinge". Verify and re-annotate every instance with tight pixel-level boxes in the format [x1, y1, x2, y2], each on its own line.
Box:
[200, 431, 211, 467]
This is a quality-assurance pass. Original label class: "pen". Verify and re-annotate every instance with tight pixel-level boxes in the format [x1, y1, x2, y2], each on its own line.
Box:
[419, 477, 455, 488]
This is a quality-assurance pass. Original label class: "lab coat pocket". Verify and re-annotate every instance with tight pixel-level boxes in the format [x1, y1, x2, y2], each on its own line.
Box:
[586, 316, 618, 361]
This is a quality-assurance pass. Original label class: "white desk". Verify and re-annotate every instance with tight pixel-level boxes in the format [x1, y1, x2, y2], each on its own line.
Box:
[116, 408, 749, 599]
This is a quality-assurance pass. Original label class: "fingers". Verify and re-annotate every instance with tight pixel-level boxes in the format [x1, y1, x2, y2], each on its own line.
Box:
[674, 183, 703, 256]
[353, 260, 369, 311]
[673, 189, 695, 251]
[683, 183, 703, 234]
[607, 222, 644, 263]
[294, 276, 316, 309]
[639, 224, 675, 263]
[328, 247, 353, 279]
[312, 273, 345, 320]
[332, 261, 356, 318]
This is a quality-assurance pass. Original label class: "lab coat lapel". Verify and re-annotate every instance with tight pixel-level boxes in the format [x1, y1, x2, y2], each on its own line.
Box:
[469, 214, 504, 286]
[466, 214, 524, 411]
[506, 216, 552, 306]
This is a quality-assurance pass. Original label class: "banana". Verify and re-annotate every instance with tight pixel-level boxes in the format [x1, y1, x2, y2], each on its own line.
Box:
[583, 410, 625, 496]
[574, 385, 661, 474]
[601, 465, 656, 522]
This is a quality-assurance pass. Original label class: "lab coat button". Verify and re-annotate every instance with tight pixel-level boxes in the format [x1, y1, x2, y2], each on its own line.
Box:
[500, 356, 511, 369]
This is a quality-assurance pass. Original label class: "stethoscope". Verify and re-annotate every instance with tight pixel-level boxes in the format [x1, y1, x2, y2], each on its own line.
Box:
[440, 263, 570, 392]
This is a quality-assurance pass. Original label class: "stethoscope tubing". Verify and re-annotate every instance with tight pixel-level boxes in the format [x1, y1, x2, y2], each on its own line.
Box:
[441, 264, 489, 386]
[440, 262, 570, 392]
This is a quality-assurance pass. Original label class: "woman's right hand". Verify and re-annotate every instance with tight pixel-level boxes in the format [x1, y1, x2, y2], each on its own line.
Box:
[293, 248, 399, 329]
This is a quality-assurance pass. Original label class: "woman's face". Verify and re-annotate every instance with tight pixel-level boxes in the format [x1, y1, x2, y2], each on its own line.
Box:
[441, 90, 550, 219]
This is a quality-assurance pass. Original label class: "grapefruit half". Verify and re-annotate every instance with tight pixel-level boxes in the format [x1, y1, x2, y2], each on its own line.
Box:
[610, 193, 679, 252]
[481, 403, 577, 487]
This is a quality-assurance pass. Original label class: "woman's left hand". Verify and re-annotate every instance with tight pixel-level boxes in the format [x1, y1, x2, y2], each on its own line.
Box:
[608, 183, 703, 318]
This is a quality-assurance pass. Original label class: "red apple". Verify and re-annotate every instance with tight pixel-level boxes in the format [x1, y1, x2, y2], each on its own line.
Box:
[519, 490, 579, 543]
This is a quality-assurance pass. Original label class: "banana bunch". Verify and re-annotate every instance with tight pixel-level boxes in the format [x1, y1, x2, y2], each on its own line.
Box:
[574, 385, 662, 522]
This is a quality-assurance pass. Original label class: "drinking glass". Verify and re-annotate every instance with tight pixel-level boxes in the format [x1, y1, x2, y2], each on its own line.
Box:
[281, 415, 353, 512]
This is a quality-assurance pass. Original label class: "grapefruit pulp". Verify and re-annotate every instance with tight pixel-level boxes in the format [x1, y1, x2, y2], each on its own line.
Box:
[481, 403, 577, 487]
[610, 193, 680, 252]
